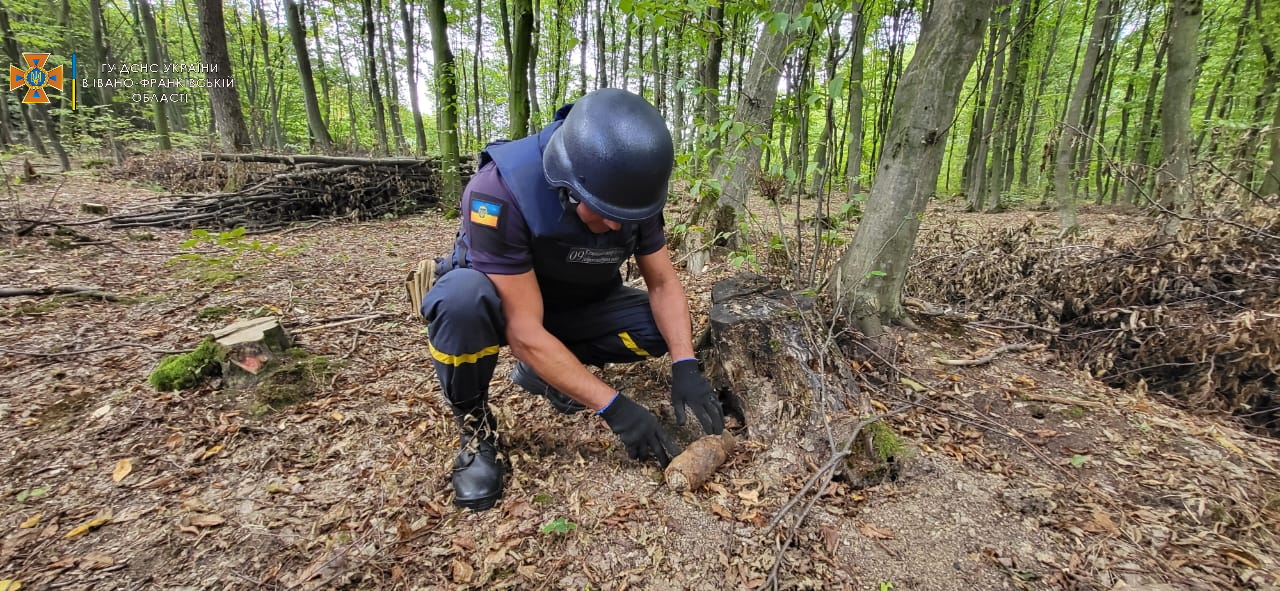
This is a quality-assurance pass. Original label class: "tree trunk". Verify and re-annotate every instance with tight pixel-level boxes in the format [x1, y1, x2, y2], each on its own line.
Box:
[989, 0, 1036, 205]
[508, 0, 534, 138]
[1228, 2, 1277, 198]
[1194, 0, 1253, 153]
[1053, 0, 1110, 236]
[136, 0, 172, 150]
[1019, 0, 1064, 189]
[252, 0, 282, 150]
[1158, 0, 1201, 235]
[528, 0, 543, 129]
[333, 26, 360, 150]
[88, 0, 126, 162]
[688, 0, 807, 265]
[595, 0, 608, 88]
[699, 3, 725, 172]
[361, 0, 390, 155]
[578, 0, 588, 95]
[380, 1, 406, 154]
[307, 0, 331, 128]
[1126, 27, 1168, 205]
[809, 18, 844, 198]
[1262, 96, 1280, 198]
[400, 0, 429, 155]
[426, 0, 463, 205]
[844, 4, 867, 198]
[828, 0, 994, 337]
[196, 0, 252, 151]
[1111, 0, 1153, 204]
[286, 0, 332, 151]
[474, 0, 483, 142]
[970, 6, 1009, 212]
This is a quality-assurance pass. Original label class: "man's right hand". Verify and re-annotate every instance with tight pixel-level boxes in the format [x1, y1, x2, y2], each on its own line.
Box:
[600, 393, 681, 467]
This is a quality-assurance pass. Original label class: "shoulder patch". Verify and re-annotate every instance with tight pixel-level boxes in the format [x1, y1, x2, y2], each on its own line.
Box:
[469, 199, 501, 228]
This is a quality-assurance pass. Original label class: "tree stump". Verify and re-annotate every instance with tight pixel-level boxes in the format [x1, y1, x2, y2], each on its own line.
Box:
[212, 317, 292, 389]
[698, 273, 896, 485]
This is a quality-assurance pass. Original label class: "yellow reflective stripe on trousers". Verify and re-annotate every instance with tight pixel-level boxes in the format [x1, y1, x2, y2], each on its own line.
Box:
[429, 342, 500, 366]
[618, 332, 651, 358]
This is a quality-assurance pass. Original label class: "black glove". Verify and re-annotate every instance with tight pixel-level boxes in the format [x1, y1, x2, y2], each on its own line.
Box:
[671, 359, 725, 435]
[600, 393, 681, 467]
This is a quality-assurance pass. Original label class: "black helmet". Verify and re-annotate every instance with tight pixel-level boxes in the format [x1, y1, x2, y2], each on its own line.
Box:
[543, 88, 674, 221]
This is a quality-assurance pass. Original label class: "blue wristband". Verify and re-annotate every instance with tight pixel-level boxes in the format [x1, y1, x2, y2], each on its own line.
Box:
[673, 356, 697, 364]
[596, 391, 620, 415]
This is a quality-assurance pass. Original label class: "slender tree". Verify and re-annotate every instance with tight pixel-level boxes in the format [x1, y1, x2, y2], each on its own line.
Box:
[828, 0, 995, 336]
[1262, 96, 1280, 197]
[698, 3, 725, 172]
[1053, 0, 1111, 236]
[195, 0, 252, 151]
[88, 0, 126, 162]
[688, 0, 807, 260]
[843, 3, 868, 198]
[426, 0, 463, 203]
[401, 0, 429, 154]
[507, 0, 534, 138]
[136, 0, 172, 150]
[1158, 0, 1202, 235]
[361, 0, 390, 154]
[285, 0, 332, 150]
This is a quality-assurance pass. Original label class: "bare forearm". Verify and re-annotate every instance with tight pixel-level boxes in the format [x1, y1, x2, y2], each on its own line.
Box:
[649, 282, 696, 361]
[507, 325, 617, 410]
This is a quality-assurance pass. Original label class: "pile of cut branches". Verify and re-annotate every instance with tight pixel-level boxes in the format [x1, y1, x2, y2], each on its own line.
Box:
[908, 205, 1280, 433]
[104, 153, 464, 231]
[105, 151, 250, 193]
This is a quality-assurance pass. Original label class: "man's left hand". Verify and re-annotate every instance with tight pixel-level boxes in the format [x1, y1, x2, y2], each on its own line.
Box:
[670, 359, 725, 435]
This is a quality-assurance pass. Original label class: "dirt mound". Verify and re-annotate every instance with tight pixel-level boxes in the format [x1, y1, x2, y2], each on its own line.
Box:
[909, 205, 1280, 434]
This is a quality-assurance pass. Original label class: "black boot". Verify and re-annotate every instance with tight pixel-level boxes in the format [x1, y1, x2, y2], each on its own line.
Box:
[510, 361, 586, 414]
[452, 415, 504, 511]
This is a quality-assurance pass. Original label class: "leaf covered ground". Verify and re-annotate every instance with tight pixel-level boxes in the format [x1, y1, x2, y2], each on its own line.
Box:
[1, 159, 1277, 590]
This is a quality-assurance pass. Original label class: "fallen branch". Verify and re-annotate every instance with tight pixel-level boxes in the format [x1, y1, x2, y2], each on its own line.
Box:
[201, 152, 432, 167]
[291, 312, 397, 334]
[0, 285, 120, 301]
[935, 342, 1045, 366]
[0, 342, 191, 357]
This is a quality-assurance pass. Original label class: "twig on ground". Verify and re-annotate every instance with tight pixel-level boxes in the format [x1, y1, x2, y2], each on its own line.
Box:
[291, 312, 397, 334]
[936, 342, 1046, 366]
[0, 342, 191, 357]
[0, 284, 120, 301]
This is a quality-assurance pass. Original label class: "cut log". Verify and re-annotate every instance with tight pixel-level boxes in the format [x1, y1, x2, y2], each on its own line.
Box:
[698, 273, 892, 485]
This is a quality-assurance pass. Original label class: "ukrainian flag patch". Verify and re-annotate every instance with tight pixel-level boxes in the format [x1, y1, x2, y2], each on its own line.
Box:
[470, 199, 501, 228]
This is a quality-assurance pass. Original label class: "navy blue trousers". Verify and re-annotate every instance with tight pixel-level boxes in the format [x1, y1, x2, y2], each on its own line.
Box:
[420, 268, 668, 418]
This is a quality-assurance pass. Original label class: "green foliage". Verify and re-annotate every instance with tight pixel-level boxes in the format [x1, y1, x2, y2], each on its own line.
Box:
[1070, 454, 1089, 469]
[168, 228, 302, 285]
[16, 487, 49, 503]
[195, 305, 234, 321]
[539, 517, 578, 535]
[149, 337, 221, 391]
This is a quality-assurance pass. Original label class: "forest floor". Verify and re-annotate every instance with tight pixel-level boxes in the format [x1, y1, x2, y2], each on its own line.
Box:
[1, 156, 1277, 591]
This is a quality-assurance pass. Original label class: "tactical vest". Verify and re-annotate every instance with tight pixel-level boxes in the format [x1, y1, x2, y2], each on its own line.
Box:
[464, 107, 644, 310]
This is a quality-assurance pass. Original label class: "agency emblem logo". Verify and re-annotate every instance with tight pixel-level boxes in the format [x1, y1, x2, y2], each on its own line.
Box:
[9, 52, 72, 105]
